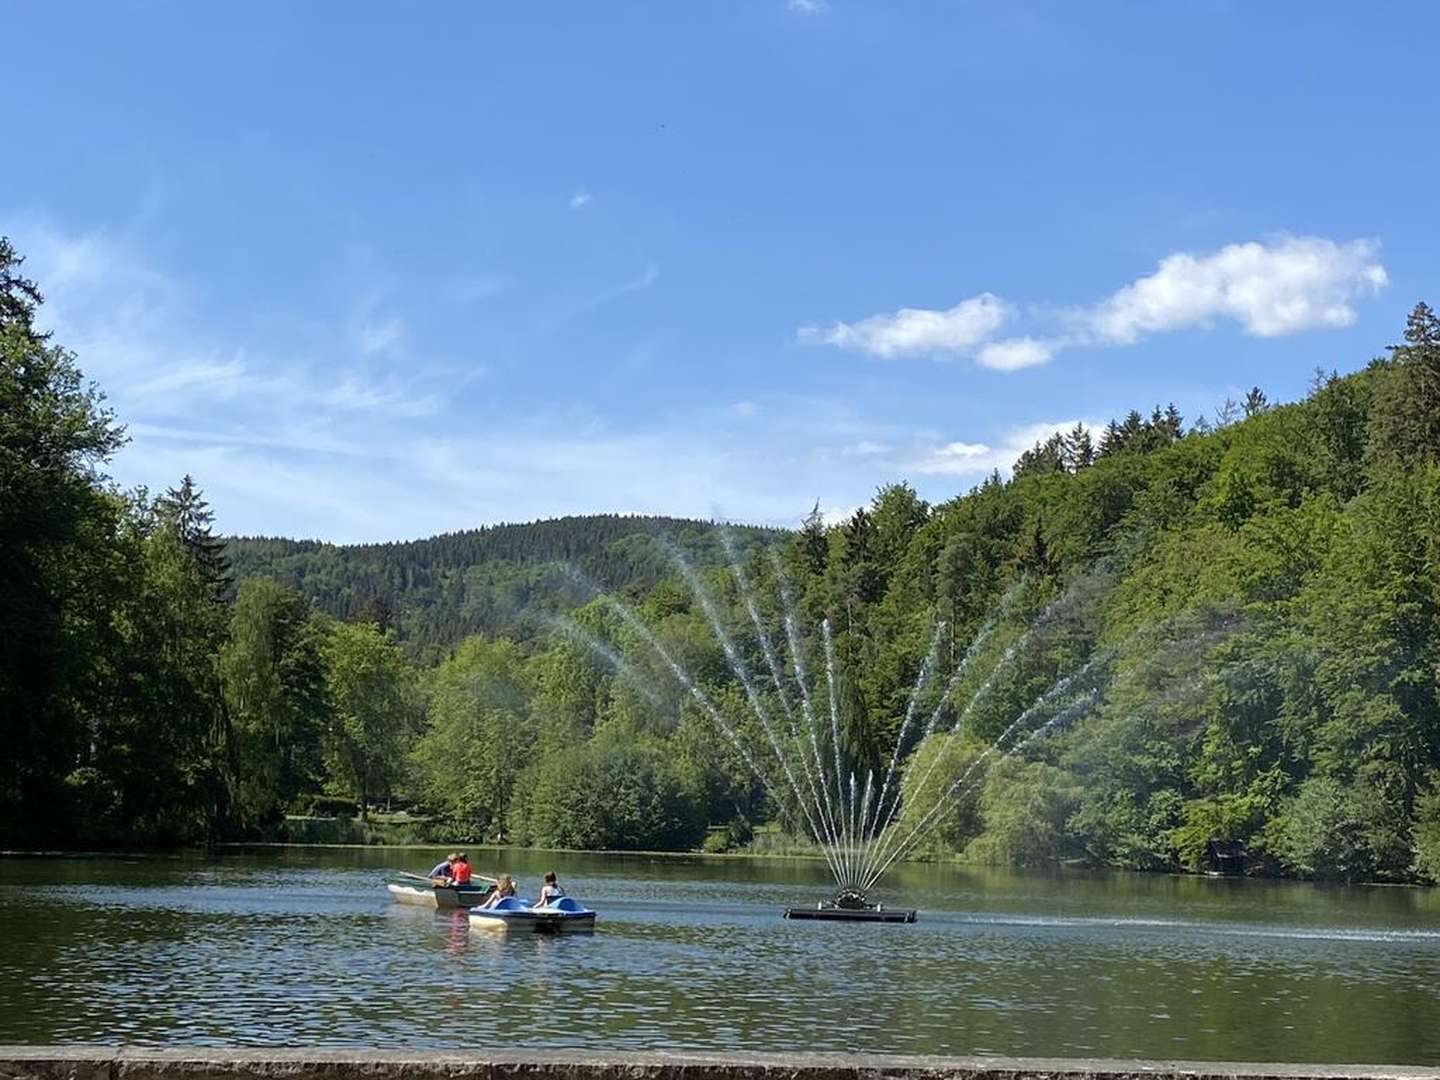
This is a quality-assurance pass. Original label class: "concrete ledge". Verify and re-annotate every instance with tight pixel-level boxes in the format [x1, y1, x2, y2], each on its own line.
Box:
[1, 1050, 1438, 1080]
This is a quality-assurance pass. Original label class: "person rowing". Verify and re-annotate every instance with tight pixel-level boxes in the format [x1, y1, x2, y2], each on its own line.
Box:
[426, 852, 459, 884]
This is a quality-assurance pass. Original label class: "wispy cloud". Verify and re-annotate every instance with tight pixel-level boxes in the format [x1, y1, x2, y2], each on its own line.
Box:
[7, 225, 928, 539]
[800, 235, 1388, 371]
[569, 189, 593, 210]
[357, 315, 405, 355]
[789, 0, 829, 13]
[13, 222, 449, 463]
[842, 440, 891, 457]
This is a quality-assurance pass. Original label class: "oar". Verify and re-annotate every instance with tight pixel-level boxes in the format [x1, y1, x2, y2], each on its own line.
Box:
[397, 870, 500, 886]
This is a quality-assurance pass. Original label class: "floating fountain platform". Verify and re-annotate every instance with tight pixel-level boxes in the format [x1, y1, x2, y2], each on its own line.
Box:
[783, 889, 916, 924]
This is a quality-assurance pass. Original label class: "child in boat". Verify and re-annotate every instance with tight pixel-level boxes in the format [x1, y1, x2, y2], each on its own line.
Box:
[479, 873, 516, 908]
[450, 852, 473, 886]
[427, 852, 458, 884]
[535, 871, 565, 908]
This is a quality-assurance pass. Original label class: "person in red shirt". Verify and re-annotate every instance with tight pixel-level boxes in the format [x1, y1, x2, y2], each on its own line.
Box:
[450, 852, 473, 886]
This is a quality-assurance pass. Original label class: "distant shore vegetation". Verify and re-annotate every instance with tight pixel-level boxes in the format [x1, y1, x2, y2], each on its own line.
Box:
[3, 236, 1439, 884]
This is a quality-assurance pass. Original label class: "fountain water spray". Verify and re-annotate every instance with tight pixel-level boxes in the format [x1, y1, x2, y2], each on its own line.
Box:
[563, 543, 1134, 919]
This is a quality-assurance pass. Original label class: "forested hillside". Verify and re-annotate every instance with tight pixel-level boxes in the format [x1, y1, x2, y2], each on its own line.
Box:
[4, 231, 1438, 882]
[228, 516, 779, 656]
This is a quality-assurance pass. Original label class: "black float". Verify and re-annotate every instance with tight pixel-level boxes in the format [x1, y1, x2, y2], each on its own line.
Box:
[783, 888, 917, 924]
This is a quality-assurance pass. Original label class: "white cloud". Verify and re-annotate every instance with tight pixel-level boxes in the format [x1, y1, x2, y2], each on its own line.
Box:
[732, 401, 760, 417]
[976, 336, 1053, 371]
[789, 0, 829, 12]
[801, 235, 1387, 373]
[1084, 236, 1388, 344]
[911, 420, 1095, 477]
[799, 292, 1009, 359]
[569, 190, 593, 210]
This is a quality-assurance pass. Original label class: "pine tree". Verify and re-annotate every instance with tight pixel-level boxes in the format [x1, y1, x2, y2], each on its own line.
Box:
[1065, 423, 1095, 471]
[1098, 420, 1123, 458]
[1162, 403, 1184, 441]
[799, 501, 828, 575]
[157, 475, 231, 601]
[1243, 387, 1269, 418]
[1367, 301, 1440, 467]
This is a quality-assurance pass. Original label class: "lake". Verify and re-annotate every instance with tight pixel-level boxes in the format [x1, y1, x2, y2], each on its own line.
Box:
[2, 847, 1439, 1062]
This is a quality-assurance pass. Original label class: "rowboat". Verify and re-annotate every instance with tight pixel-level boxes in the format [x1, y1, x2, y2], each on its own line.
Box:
[468, 895, 597, 933]
[386, 878, 495, 909]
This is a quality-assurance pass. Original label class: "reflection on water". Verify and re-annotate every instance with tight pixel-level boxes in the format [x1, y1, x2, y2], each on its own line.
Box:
[2, 847, 1440, 1060]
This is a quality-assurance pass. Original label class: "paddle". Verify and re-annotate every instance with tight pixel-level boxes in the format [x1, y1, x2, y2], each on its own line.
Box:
[397, 869, 500, 886]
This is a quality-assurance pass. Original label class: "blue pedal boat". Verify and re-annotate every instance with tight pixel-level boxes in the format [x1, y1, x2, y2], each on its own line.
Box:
[467, 895, 597, 933]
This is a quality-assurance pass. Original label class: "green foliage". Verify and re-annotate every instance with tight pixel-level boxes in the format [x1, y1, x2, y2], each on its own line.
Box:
[0, 238, 126, 845]
[510, 737, 706, 851]
[1411, 782, 1440, 883]
[227, 516, 781, 657]
[321, 621, 420, 816]
[410, 637, 536, 839]
[220, 579, 330, 831]
[1367, 302, 1440, 468]
[965, 759, 1082, 866]
[1260, 773, 1410, 881]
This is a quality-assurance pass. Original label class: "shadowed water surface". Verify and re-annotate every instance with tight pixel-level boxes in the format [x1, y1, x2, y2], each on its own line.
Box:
[2, 848, 1440, 1060]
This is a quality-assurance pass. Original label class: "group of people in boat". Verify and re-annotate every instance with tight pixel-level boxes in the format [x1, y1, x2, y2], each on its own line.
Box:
[426, 852, 566, 909]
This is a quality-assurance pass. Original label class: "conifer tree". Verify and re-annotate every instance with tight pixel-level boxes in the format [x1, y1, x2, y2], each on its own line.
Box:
[1367, 301, 1440, 467]
[1243, 387, 1269, 418]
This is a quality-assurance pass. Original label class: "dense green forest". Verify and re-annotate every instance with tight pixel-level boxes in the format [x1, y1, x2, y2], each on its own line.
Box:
[227, 516, 781, 657]
[3, 233, 1438, 883]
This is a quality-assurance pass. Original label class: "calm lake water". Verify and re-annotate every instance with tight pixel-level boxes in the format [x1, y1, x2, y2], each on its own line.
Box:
[2, 847, 1440, 1062]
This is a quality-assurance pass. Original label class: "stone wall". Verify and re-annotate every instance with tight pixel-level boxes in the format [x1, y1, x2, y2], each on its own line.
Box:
[2, 1050, 1438, 1080]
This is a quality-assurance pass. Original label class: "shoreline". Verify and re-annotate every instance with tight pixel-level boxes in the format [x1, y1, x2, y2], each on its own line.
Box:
[1, 842, 1432, 890]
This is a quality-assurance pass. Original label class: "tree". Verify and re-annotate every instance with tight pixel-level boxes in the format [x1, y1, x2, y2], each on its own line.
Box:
[1064, 423, 1095, 471]
[321, 621, 419, 816]
[1243, 387, 1269, 418]
[156, 475, 230, 600]
[0, 237, 126, 844]
[219, 579, 329, 831]
[1013, 433, 1066, 478]
[1368, 301, 1440, 468]
[101, 490, 234, 842]
[511, 737, 705, 850]
[798, 501, 829, 576]
[411, 636, 536, 838]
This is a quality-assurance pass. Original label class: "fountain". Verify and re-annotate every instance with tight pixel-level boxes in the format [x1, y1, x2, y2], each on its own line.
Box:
[565, 532, 1110, 923]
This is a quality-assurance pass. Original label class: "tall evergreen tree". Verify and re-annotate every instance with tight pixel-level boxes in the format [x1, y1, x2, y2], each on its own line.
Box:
[1367, 301, 1440, 467]
[0, 237, 126, 844]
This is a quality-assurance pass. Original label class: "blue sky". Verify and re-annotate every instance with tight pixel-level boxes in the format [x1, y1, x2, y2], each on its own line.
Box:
[7, 2, 1437, 540]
